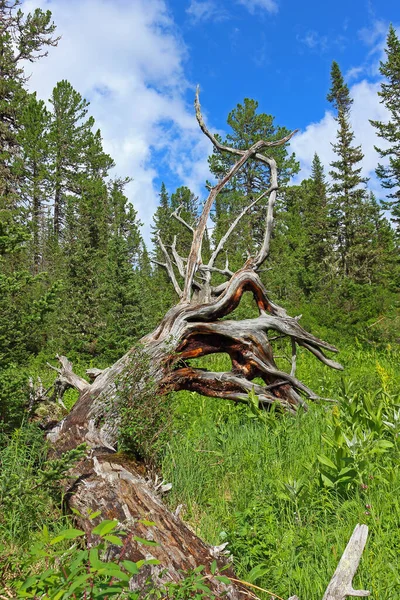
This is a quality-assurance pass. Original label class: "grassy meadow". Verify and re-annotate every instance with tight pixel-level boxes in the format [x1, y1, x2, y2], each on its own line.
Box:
[162, 342, 400, 599]
[1, 339, 399, 598]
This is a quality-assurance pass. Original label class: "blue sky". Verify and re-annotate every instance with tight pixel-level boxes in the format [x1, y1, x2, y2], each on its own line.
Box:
[179, 0, 396, 128]
[22, 0, 400, 241]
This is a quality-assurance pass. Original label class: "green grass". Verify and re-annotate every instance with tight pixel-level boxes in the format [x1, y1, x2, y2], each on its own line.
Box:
[2, 339, 399, 598]
[162, 342, 400, 599]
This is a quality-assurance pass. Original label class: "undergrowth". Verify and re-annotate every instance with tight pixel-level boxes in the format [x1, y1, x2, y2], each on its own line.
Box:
[162, 342, 400, 599]
[1, 340, 399, 599]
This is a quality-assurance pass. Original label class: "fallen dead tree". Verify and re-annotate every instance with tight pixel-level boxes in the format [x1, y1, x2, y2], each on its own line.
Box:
[43, 91, 371, 598]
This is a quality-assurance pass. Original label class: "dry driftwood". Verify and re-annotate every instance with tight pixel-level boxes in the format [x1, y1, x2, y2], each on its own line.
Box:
[45, 90, 357, 596]
[288, 524, 370, 600]
[322, 524, 370, 600]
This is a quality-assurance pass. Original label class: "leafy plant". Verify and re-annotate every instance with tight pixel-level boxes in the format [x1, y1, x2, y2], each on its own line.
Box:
[15, 515, 230, 599]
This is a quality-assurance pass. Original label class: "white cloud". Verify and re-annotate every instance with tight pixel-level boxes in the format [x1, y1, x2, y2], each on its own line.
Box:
[356, 20, 400, 79]
[345, 66, 365, 82]
[21, 0, 214, 243]
[290, 80, 390, 193]
[236, 0, 278, 15]
[186, 0, 227, 23]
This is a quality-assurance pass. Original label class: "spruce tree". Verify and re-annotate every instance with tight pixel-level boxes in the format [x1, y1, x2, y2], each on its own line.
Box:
[0, 1, 59, 382]
[48, 81, 114, 240]
[327, 61, 371, 281]
[370, 24, 400, 232]
[151, 183, 204, 311]
[0, 1, 58, 208]
[304, 154, 331, 281]
[100, 179, 146, 357]
[151, 183, 176, 311]
[55, 112, 115, 354]
[151, 182, 171, 251]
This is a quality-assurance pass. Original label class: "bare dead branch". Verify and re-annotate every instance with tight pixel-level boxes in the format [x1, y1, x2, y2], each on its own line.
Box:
[182, 137, 271, 302]
[251, 155, 278, 268]
[185, 88, 298, 294]
[166, 367, 297, 413]
[199, 264, 234, 278]
[298, 341, 344, 370]
[322, 524, 370, 599]
[290, 339, 297, 377]
[208, 187, 274, 269]
[157, 234, 183, 298]
[171, 204, 195, 234]
[170, 236, 187, 278]
[47, 355, 90, 392]
[195, 86, 298, 157]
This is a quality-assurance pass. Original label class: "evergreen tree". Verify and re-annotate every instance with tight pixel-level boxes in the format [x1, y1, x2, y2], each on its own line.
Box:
[0, 1, 59, 384]
[100, 179, 146, 357]
[55, 115, 115, 354]
[17, 93, 51, 270]
[0, 0, 58, 208]
[151, 182, 171, 250]
[151, 183, 176, 311]
[209, 98, 299, 267]
[301, 154, 331, 290]
[370, 24, 400, 232]
[327, 61, 374, 281]
[152, 184, 198, 253]
[48, 81, 114, 240]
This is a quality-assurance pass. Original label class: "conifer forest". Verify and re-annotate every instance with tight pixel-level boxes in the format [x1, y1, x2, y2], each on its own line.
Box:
[1, 1, 400, 598]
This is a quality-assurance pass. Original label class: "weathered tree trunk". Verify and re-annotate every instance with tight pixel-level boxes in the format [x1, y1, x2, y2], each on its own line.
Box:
[48, 355, 246, 597]
[44, 91, 366, 598]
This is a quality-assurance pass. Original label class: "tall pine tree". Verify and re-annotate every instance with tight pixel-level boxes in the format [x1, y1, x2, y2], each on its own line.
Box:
[48, 80, 114, 240]
[370, 24, 400, 232]
[17, 93, 51, 270]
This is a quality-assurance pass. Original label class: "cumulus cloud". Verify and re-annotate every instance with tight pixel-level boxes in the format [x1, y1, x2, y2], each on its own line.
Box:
[21, 0, 215, 242]
[290, 80, 390, 194]
[236, 0, 278, 16]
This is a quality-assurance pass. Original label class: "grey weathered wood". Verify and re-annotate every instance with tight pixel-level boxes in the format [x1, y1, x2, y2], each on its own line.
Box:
[322, 524, 370, 599]
[86, 367, 104, 381]
[285, 525, 369, 600]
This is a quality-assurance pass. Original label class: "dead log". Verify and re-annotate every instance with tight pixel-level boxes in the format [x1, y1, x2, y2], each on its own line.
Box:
[45, 90, 347, 595]
[64, 453, 243, 598]
[287, 524, 370, 600]
[322, 524, 370, 599]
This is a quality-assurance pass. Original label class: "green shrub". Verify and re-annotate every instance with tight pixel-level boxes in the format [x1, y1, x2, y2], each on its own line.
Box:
[0, 365, 30, 432]
[14, 516, 230, 599]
